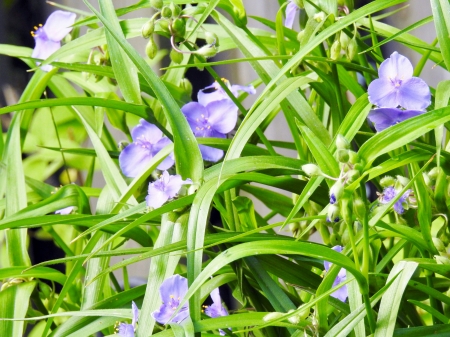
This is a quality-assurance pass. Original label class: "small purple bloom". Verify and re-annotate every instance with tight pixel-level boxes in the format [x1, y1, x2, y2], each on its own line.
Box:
[368, 52, 431, 111]
[31, 11, 76, 72]
[285, 0, 300, 29]
[330, 194, 337, 205]
[380, 186, 411, 214]
[152, 275, 190, 325]
[119, 119, 174, 178]
[146, 171, 192, 209]
[205, 288, 230, 336]
[324, 246, 348, 302]
[55, 206, 74, 215]
[197, 80, 256, 108]
[367, 108, 424, 132]
[117, 301, 138, 337]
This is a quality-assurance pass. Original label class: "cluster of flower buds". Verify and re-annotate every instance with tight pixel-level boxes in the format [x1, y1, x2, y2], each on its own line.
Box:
[141, 0, 219, 61]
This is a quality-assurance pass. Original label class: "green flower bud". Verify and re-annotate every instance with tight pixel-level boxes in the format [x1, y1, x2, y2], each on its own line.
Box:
[169, 2, 181, 17]
[339, 32, 350, 49]
[346, 169, 360, 184]
[170, 48, 183, 64]
[179, 78, 193, 97]
[146, 37, 158, 59]
[439, 230, 450, 246]
[341, 228, 350, 246]
[327, 204, 340, 223]
[302, 163, 322, 176]
[94, 73, 104, 82]
[380, 176, 395, 188]
[330, 232, 341, 245]
[205, 31, 219, 47]
[263, 312, 285, 322]
[195, 44, 217, 58]
[287, 309, 301, 324]
[433, 237, 446, 253]
[396, 175, 410, 187]
[353, 198, 366, 220]
[337, 149, 349, 163]
[171, 18, 186, 38]
[289, 222, 300, 233]
[141, 20, 155, 39]
[353, 163, 364, 172]
[346, 38, 357, 60]
[336, 134, 350, 149]
[161, 6, 172, 18]
[297, 30, 305, 43]
[428, 167, 441, 180]
[423, 172, 432, 187]
[435, 255, 450, 265]
[158, 19, 170, 34]
[330, 181, 344, 203]
[330, 39, 341, 60]
[150, 0, 163, 9]
[93, 52, 105, 65]
[348, 150, 359, 165]
[314, 12, 326, 22]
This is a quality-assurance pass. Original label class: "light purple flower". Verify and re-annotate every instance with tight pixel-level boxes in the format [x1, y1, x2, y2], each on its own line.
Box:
[205, 288, 230, 336]
[146, 171, 192, 209]
[285, 0, 300, 29]
[324, 245, 348, 302]
[119, 119, 174, 178]
[152, 275, 190, 325]
[55, 206, 74, 215]
[117, 301, 138, 337]
[182, 80, 255, 162]
[380, 186, 411, 214]
[368, 52, 431, 111]
[31, 10, 76, 72]
[367, 108, 424, 132]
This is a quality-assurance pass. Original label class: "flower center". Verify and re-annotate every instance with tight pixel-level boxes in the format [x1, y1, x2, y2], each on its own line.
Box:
[30, 24, 43, 38]
[195, 114, 212, 132]
[169, 295, 181, 310]
[136, 136, 153, 149]
[389, 77, 403, 88]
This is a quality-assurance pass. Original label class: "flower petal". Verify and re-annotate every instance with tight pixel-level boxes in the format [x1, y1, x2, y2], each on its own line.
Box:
[131, 301, 139, 328]
[55, 206, 74, 215]
[198, 87, 228, 107]
[200, 145, 224, 163]
[181, 102, 208, 129]
[32, 36, 61, 71]
[331, 282, 348, 302]
[285, 1, 299, 29]
[159, 275, 188, 303]
[378, 51, 413, 81]
[118, 323, 135, 337]
[153, 137, 175, 170]
[206, 99, 238, 134]
[230, 84, 256, 96]
[131, 119, 164, 144]
[43, 11, 76, 42]
[368, 108, 424, 132]
[367, 78, 399, 108]
[119, 143, 152, 178]
[146, 185, 169, 208]
[398, 77, 431, 110]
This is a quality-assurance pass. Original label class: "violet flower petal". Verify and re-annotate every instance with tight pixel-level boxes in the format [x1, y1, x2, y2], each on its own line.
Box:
[181, 102, 209, 133]
[153, 137, 175, 170]
[131, 301, 139, 328]
[368, 108, 424, 132]
[367, 78, 401, 109]
[146, 172, 192, 209]
[31, 38, 61, 71]
[206, 99, 239, 134]
[131, 119, 164, 144]
[42, 11, 76, 41]
[324, 245, 348, 302]
[398, 77, 432, 110]
[230, 84, 256, 96]
[55, 206, 74, 215]
[119, 143, 153, 178]
[378, 51, 413, 80]
[285, 1, 299, 29]
[118, 323, 135, 337]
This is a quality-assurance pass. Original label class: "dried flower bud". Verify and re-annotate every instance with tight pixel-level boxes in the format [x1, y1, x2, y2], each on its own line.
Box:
[195, 44, 217, 58]
[330, 39, 341, 60]
[150, 0, 163, 9]
[336, 134, 350, 149]
[141, 20, 155, 39]
[302, 164, 322, 176]
[380, 176, 395, 188]
[161, 6, 172, 18]
[146, 37, 158, 59]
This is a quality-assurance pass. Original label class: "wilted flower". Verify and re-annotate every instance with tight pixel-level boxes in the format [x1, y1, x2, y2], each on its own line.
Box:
[380, 186, 411, 214]
[368, 52, 431, 110]
[181, 80, 255, 162]
[285, 0, 300, 29]
[117, 301, 138, 337]
[152, 275, 190, 325]
[324, 246, 348, 302]
[119, 119, 174, 178]
[146, 171, 192, 209]
[204, 288, 229, 336]
[31, 10, 76, 72]
[367, 108, 424, 132]
[55, 206, 75, 215]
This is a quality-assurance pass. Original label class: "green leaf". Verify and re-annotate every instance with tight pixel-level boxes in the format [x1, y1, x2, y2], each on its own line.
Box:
[431, 0, 450, 71]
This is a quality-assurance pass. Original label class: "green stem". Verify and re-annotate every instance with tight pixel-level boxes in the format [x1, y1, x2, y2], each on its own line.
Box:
[363, 293, 377, 334]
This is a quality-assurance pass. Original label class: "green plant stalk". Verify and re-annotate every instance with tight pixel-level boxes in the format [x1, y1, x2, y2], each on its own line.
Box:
[331, 63, 345, 128]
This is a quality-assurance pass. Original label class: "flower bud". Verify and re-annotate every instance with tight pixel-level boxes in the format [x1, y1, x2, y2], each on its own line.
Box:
[171, 18, 186, 38]
[327, 204, 340, 223]
[433, 237, 446, 253]
[330, 181, 344, 204]
[150, 0, 163, 9]
[263, 312, 285, 322]
[380, 176, 395, 188]
[169, 2, 181, 17]
[302, 164, 322, 176]
[428, 167, 441, 180]
[170, 48, 183, 64]
[353, 198, 366, 220]
[330, 39, 341, 60]
[158, 19, 170, 34]
[346, 169, 360, 184]
[422, 172, 432, 187]
[348, 150, 359, 165]
[330, 232, 341, 245]
[205, 31, 219, 47]
[336, 134, 350, 149]
[337, 149, 349, 163]
[195, 44, 217, 58]
[396, 175, 410, 187]
[296, 30, 305, 43]
[346, 38, 357, 60]
[314, 12, 326, 22]
[146, 37, 158, 59]
[354, 163, 364, 172]
[289, 222, 300, 233]
[179, 78, 193, 97]
[339, 32, 350, 49]
[161, 6, 172, 18]
[287, 309, 301, 324]
[141, 20, 155, 39]
[435, 255, 450, 265]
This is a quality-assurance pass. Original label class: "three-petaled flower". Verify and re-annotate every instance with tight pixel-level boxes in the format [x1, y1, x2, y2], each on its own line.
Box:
[181, 80, 255, 162]
[117, 301, 138, 337]
[204, 288, 230, 336]
[324, 245, 348, 302]
[380, 186, 411, 214]
[367, 52, 431, 132]
[31, 10, 76, 72]
[119, 119, 174, 178]
[146, 171, 192, 209]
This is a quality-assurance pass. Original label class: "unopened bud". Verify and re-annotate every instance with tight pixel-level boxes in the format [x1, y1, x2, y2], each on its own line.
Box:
[428, 167, 441, 180]
[179, 78, 193, 97]
[330, 181, 344, 204]
[396, 175, 410, 187]
[292, 0, 304, 7]
[302, 164, 322, 176]
[158, 19, 170, 34]
[330, 232, 341, 245]
[287, 309, 300, 324]
[380, 176, 395, 188]
[289, 222, 300, 233]
[195, 44, 217, 58]
[263, 312, 285, 322]
[346, 169, 360, 184]
[170, 49, 183, 64]
[141, 20, 155, 39]
[336, 134, 350, 149]
[169, 2, 181, 17]
[297, 30, 305, 43]
[353, 198, 366, 220]
[423, 172, 432, 187]
[435, 255, 450, 265]
[314, 12, 326, 22]
[171, 18, 186, 37]
[346, 38, 357, 60]
[327, 204, 340, 223]
[146, 37, 158, 59]
[433, 237, 446, 253]
[330, 39, 341, 60]
[337, 149, 349, 163]
[161, 6, 172, 18]
[348, 150, 359, 165]
[339, 32, 350, 49]
[205, 31, 219, 47]
[150, 0, 163, 9]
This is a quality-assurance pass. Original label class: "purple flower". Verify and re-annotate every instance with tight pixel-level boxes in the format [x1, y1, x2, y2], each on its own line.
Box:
[205, 288, 230, 336]
[368, 52, 431, 111]
[367, 108, 424, 132]
[117, 301, 138, 337]
[119, 119, 174, 178]
[182, 80, 255, 162]
[55, 206, 74, 215]
[324, 246, 348, 302]
[146, 171, 192, 209]
[380, 186, 411, 214]
[285, 0, 300, 29]
[152, 275, 190, 325]
[31, 11, 76, 72]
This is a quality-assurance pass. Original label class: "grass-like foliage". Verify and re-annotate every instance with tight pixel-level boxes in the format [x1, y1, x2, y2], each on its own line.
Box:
[1, 0, 450, 336]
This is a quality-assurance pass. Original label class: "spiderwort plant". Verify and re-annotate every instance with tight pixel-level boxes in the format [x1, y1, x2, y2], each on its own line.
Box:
[204, 288, 230, 335]
[153, 275, 190, 325]
[146, 171, 192, 209]
[31, 10, 76, 71]
[324, 246, 348, 302]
